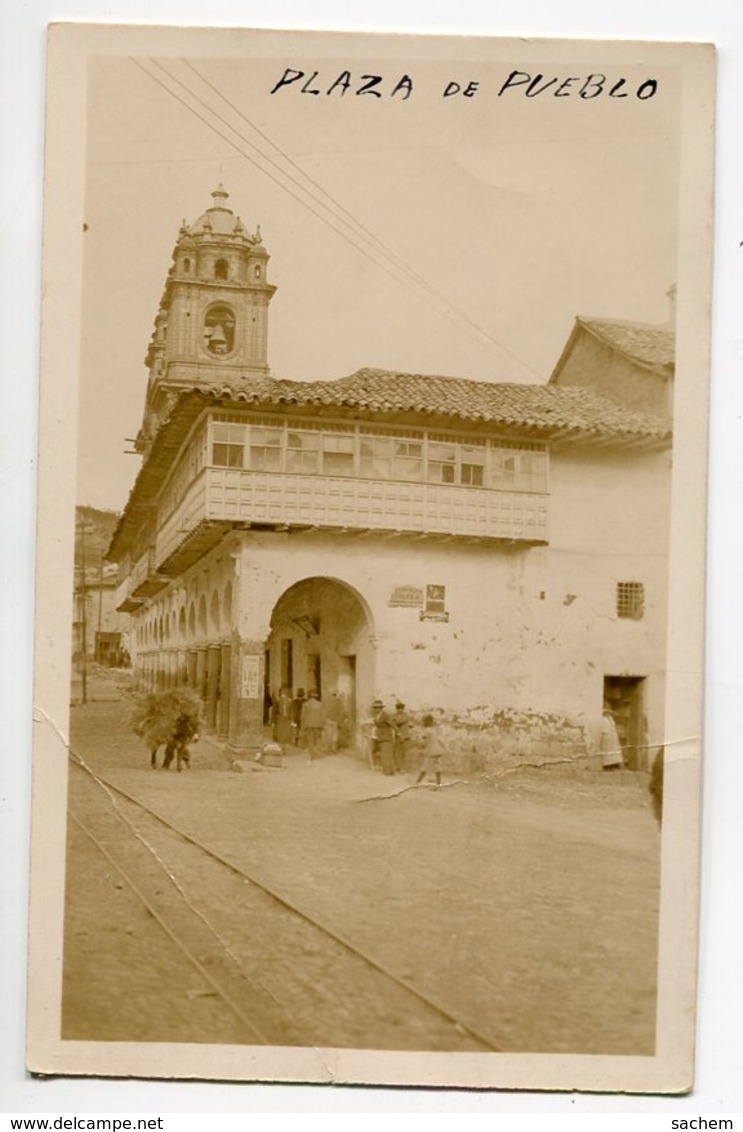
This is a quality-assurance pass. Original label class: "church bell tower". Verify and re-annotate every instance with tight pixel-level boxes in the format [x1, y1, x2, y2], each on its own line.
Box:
[137, 186, 276, 453]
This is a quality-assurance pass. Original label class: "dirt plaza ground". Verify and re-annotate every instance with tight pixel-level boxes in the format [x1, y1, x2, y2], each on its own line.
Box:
[62, 669, 661, 1055]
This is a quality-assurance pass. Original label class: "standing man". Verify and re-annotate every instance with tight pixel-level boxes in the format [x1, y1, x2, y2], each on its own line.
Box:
[392, 700, 412, 774]
[371, 698, 397, 776]
[300, 690, 325, 759]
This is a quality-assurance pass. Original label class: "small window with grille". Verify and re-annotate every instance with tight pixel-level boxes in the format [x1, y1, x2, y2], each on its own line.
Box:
[616, 582, 645, 620]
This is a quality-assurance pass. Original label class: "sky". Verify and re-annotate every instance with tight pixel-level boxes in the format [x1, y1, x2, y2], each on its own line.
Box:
[76, 40, 681, 511]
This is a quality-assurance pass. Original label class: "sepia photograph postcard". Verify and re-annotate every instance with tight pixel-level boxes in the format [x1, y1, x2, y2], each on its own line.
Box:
[27, 23, 715, 1092]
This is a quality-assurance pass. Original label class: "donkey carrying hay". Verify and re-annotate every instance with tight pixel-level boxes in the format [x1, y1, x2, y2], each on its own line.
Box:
[131, 687, 203, 771]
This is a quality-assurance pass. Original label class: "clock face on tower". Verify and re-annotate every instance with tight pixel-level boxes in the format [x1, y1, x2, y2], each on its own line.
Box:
[204, 304, 236, 356]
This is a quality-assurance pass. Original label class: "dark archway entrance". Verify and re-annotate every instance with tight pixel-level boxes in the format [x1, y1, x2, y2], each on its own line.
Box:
[266, 577, 374, 753]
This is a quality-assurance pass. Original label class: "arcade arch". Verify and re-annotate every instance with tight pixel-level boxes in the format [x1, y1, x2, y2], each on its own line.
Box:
[265, 576, 374, 751]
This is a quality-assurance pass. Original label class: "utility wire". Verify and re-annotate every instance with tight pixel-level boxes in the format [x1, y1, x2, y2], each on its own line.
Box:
[141, 58, 497, 359]
[134, 57, 543, 380]
[173, 58, 545, 381]
[184, 58, 546, 381]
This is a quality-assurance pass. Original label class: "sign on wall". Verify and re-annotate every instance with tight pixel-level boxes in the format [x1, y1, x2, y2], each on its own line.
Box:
[240, 654, 261, 699]
[419, 583, 449, 621]
[388, 585, 424, 608]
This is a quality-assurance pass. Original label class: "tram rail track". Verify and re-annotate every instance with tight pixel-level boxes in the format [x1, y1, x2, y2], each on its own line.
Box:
[69, 811, 272, 1045]
[68, 754, 502, 1052]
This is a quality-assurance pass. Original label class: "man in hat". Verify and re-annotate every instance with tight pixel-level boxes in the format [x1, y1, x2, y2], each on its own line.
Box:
[392, 700, 412, 774]
[371, 698, 397, 776]
[300, 690, 325, 759]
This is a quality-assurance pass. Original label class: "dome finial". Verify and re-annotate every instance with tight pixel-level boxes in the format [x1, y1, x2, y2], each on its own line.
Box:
[211, 184, 229, 208]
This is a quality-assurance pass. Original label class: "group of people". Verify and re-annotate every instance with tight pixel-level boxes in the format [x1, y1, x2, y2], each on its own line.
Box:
[370, 698, 445, 785]
[269, 686, 348, 759]
[265, 684, 447, 784]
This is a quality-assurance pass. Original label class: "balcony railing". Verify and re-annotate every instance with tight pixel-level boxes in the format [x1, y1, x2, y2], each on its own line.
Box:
[115, 572, 143, 613]
[129, 546, 169, 599]
[155, 467, 548, 571]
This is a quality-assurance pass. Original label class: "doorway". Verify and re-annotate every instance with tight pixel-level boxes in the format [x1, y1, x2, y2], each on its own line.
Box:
[336, 655, 356, 749]
[603, 676, 647, 770]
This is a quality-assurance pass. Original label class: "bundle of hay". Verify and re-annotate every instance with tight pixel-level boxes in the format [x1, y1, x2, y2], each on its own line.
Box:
[131, 687, 203, 761]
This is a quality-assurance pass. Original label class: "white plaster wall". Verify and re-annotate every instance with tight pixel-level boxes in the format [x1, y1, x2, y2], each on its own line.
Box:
[222, 441, 671, 743]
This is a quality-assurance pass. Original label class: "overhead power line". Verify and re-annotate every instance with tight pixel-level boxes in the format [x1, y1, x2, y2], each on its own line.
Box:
[133, 57, 544, 381]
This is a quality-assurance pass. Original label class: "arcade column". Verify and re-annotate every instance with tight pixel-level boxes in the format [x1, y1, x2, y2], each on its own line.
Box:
[205, 645, 221, 732]
[218, 642, 231, 738]
[228, 637, 266, 754]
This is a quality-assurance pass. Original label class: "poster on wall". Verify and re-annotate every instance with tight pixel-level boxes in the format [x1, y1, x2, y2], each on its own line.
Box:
[28, 23, 715, 1092]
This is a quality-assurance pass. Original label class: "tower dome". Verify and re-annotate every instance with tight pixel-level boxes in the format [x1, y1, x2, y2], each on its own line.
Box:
[190, 185, 243, 237]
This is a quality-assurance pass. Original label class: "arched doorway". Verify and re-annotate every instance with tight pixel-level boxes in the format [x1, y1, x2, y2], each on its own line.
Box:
[266, 577, 374, 753]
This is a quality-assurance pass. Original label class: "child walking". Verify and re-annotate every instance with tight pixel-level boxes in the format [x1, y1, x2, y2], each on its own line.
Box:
[416, 713, 445, 787]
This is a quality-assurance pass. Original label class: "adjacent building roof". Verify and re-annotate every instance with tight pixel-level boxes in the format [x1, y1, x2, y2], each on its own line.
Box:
[577, 318, 675, 371]
[550, 317, 675, 385]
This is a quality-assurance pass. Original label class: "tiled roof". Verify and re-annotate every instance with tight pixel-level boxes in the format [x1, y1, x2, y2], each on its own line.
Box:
[578, 318, 675, 371]
[189, 367, 671, 440]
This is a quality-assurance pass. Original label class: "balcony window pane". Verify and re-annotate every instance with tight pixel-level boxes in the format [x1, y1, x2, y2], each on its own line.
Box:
[518, 452, 548, 492]
[212, 443, 244, 468]
[323, 451, 355, 475]
[322, 433, 355, 476]
[428, 441, 456, 484]
[491, 451, 517, 488]
[393, 440, 423, 482]
[249, 426, 282, 472]
[460, 463, 484, 486]
[287, 431, 319, 474]
[360, 437, 392, 478]
[322, 434, 355, 453]
[212, 422, 246, 444]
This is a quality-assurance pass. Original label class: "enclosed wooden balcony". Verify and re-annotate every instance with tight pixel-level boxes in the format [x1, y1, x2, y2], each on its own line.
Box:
[155, 466, 548, 575]
[115, 572, 144, 613]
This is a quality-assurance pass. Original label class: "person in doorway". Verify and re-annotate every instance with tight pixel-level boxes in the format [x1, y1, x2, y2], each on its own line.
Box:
[300, 690, 325, 759]
[598, 706, 624, 771]
[274, 686, 294, 745]
[415, 713, 446, 787]
[392, 700, 412, 773]
[290, 688, 306, 746]
[324, 691, 344, 753]
[263, 685, 274, 729]
[371, 698, 396, 775]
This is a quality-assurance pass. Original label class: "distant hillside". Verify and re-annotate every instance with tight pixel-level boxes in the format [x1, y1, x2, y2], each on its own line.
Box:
[75, 506, 121, 581]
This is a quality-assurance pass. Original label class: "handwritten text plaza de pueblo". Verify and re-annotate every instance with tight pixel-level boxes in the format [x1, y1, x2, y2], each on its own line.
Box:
[269, 69, 659, 101]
